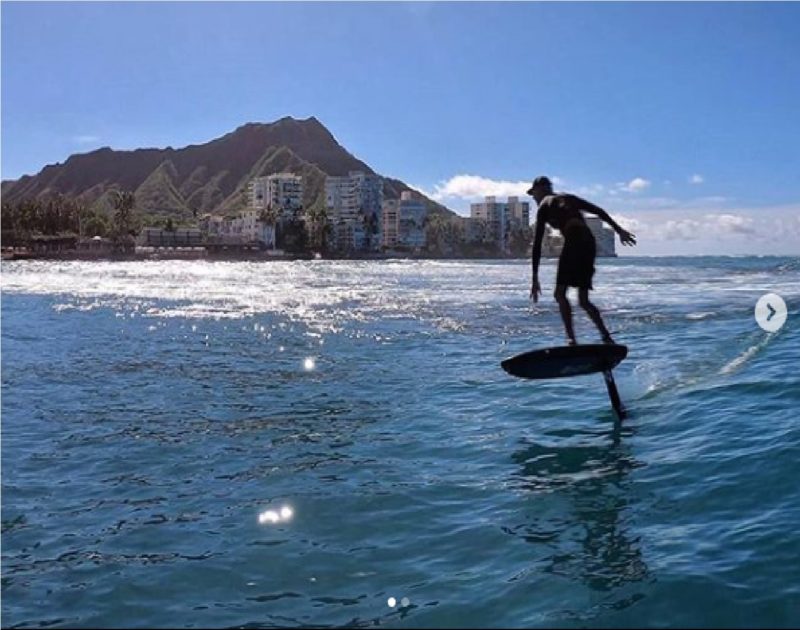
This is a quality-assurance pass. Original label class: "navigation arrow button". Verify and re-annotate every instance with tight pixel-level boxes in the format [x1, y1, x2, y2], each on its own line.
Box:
[755, 293, 787, 332]
[767, 303, 776, 321]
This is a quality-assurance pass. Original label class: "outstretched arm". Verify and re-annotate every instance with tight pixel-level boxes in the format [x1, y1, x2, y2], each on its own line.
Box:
[530, 207, 546, 302]
[572, 195, 637, 246]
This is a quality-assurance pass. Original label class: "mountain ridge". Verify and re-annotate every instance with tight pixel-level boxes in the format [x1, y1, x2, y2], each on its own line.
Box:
[2, 116, 454, 220]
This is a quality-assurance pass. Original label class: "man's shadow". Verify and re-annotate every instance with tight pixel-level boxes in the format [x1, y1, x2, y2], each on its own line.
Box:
[504, 419, 650, 617]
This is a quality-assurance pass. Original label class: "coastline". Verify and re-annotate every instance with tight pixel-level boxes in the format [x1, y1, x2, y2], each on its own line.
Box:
[1, 248, 619, 263]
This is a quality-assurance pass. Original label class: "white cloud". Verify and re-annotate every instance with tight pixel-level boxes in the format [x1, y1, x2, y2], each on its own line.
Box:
[602, 203, 800, 254]
[633, 209, 782, 246]
[654, 214, 755, 242]
[655, 213, 753, 241]
[705, 213, 755, 235]
[661, 218, 704, 240]
[423, 173, 650, 204]
[689, 174, 705, 185]
[424, 174, 573, 203]
[73, 135, 101, 144]
[610, 213, 645, 233]
[428, 174, 530, 201]
[618, 177, 651, 193]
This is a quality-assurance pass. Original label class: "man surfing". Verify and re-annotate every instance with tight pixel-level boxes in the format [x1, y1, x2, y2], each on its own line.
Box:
[528, 176, 637, 346]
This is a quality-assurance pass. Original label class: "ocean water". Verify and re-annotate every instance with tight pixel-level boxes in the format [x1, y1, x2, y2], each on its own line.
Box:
[2, 256, 799, 629]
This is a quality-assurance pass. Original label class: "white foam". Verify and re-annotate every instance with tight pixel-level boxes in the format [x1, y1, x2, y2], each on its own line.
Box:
[686, 311, 716, 320]
[720, 336, 771, 375]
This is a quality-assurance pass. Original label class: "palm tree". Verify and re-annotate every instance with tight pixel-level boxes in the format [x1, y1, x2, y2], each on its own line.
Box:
[368, 211, 379, 250]
[424, 212, 447, 256]
[509, 224, 533, 257]
[305, 204, 329, 253]
[2, 201, 22, 246]
[354, 207, 368, 252]
[84, 212, 109, 238]
[259, 204, 278, 250]
[20, 199, 41, 236]
[73, 201, 87, 238]
[336, 217, 349, 255]
[444, 219, 464, 255]
[111, 190, 136, 251]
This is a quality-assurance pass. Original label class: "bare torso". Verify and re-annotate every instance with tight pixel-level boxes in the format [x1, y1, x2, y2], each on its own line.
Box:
[539, 194, 588, 234]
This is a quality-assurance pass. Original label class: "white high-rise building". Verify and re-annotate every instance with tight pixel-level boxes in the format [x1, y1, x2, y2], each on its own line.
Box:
[382, 200, 399, 248]
[326, 171, 384, 251]
[470, 196, 504, 247]
[382, 191, 427, 250]
[506, 196, 530, 226]
[325, 177, 351, 221]
[205, 213, 259, 245]
[326, 171, 383, 221]
[249, 173, 304, 219]
[470, 196, 531, 253]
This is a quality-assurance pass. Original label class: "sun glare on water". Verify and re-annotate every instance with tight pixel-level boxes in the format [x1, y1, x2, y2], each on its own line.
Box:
[258, 505, 294, 525]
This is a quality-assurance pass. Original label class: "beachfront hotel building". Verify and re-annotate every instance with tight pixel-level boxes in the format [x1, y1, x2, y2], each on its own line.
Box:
[382, 200, 399, 248]
[506, 196, 531, 226]
[202, 209, 276, 248]
[470, 196, 531, 253]
[585, 216, 617, 257]
[248, 173, 304, 219]
[325, 171, 384, 251]
[382, 191, 427, 250]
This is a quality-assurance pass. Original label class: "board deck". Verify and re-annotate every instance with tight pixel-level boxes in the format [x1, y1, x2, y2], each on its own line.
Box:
[501, 344, 628, 379]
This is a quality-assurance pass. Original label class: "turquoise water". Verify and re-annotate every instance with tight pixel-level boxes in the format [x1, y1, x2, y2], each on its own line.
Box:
[2, 257, 799, 628]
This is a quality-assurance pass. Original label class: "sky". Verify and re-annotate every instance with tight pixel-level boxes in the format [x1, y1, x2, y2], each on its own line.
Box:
[2, 1, 799, 255]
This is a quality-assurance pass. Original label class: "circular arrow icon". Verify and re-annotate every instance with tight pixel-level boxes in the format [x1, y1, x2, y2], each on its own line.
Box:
[755, 293, 787, 333]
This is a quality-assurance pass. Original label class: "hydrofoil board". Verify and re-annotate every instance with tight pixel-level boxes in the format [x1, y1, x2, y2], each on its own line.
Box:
[501, 344, 628, 380]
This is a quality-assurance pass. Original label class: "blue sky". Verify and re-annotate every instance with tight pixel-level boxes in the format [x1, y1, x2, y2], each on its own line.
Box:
[2, 1, 799, 255]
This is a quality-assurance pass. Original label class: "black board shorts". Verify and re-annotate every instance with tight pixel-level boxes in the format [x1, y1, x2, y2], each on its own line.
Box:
[557, 224, 596, 290]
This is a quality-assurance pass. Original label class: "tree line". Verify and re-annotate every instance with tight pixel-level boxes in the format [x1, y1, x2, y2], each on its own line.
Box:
[1, 192, 138, 246]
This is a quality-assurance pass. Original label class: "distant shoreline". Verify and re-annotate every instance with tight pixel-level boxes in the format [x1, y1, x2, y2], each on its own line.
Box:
[3, 250, 794, 263]
[1, 249, 621, 263]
